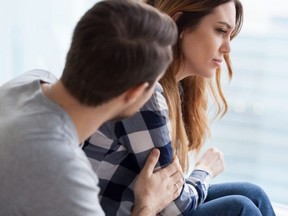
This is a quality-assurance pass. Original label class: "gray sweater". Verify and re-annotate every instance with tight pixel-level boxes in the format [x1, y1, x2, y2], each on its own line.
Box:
[0, 70, 104, 216]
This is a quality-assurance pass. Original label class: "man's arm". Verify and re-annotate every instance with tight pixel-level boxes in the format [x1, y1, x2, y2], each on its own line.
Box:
[132, 149, 183, 216]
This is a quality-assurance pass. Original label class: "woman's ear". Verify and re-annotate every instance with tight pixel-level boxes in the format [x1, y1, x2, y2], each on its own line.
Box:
[124, 82, 149, 104]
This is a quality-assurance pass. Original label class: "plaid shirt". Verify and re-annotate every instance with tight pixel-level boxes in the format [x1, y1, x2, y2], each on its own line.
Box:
[83, 83, 211, 216]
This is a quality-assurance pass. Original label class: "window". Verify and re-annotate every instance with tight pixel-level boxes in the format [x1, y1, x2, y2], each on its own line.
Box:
[0, 0, 98, 84]
[206, 0, 288, 205]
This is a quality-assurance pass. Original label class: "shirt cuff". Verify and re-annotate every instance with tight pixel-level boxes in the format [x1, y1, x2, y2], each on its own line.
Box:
[190, 169, 211, 195]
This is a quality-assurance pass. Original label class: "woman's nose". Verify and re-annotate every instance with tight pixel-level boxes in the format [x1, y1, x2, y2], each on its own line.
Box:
[220, 39, 231, 54]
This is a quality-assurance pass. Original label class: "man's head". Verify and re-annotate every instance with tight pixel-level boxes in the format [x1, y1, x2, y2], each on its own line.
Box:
[61, 0, 177, 106]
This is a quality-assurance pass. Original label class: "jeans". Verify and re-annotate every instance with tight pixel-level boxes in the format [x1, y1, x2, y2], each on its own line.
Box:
[192, 182, 276, 216]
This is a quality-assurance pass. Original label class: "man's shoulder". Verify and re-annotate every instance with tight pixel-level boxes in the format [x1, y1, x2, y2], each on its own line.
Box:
[6, 69, 56, 84]
[17, 69, 58, 83]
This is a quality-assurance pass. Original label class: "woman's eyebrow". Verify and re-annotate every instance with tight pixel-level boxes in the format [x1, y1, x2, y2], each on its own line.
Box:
[217, 21, 232, 29]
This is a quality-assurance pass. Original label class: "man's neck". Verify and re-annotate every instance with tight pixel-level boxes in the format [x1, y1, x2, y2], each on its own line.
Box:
[41, 81, 117, 143]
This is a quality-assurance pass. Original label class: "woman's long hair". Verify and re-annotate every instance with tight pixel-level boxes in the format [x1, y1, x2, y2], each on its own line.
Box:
[145, 0, 243, 171]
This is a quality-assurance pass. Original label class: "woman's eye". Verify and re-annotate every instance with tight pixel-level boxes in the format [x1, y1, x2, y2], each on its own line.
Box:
[217, 28, 227, 34]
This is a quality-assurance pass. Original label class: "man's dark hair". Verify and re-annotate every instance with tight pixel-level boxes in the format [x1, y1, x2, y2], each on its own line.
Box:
[61, 0, 177, 106]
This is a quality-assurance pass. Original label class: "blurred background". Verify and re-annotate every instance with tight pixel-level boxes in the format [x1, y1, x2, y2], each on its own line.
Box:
[205, 0, 288, 206]
[0, 0, 287, 206]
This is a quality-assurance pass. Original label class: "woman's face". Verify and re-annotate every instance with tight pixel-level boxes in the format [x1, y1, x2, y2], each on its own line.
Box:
[177, 1, 236, 81]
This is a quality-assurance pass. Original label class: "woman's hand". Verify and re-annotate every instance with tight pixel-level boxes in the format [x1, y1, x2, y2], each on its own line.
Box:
[194, 147, 224, 178]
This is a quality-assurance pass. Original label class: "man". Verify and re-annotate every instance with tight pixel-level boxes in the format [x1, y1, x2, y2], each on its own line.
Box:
[0, 0, 183, 215]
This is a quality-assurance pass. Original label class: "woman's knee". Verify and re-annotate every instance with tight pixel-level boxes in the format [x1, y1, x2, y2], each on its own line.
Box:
[240, 182, 275, 215]
[194, 195, 262, 216]
[229, 195, 262, 216]
[239, 182, 270, 204]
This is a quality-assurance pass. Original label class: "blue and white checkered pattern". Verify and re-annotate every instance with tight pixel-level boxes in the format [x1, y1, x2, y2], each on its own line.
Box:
[83, 83, 211, 216]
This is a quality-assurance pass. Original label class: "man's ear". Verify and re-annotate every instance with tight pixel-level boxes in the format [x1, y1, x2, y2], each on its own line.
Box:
[124, 82, 149, 104]
[172, 12, 183, 22]
[172, 12, 184, 38]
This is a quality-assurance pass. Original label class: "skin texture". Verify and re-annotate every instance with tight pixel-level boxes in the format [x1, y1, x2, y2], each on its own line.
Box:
[177, 1, 236, 81]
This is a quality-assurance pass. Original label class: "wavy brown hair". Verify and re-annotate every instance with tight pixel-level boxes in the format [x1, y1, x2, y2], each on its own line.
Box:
[145, 0, 243, 170]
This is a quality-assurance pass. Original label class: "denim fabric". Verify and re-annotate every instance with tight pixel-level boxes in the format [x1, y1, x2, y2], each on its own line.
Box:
[191, 182, 275, 216]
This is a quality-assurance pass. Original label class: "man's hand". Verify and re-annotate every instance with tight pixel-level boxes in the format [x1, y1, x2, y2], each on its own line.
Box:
[194, 147, 224, 178]
[132, 149, 184, 216]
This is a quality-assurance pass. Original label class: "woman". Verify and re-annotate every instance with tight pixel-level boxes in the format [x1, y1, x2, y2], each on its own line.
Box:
[83, 0, 276, 215]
